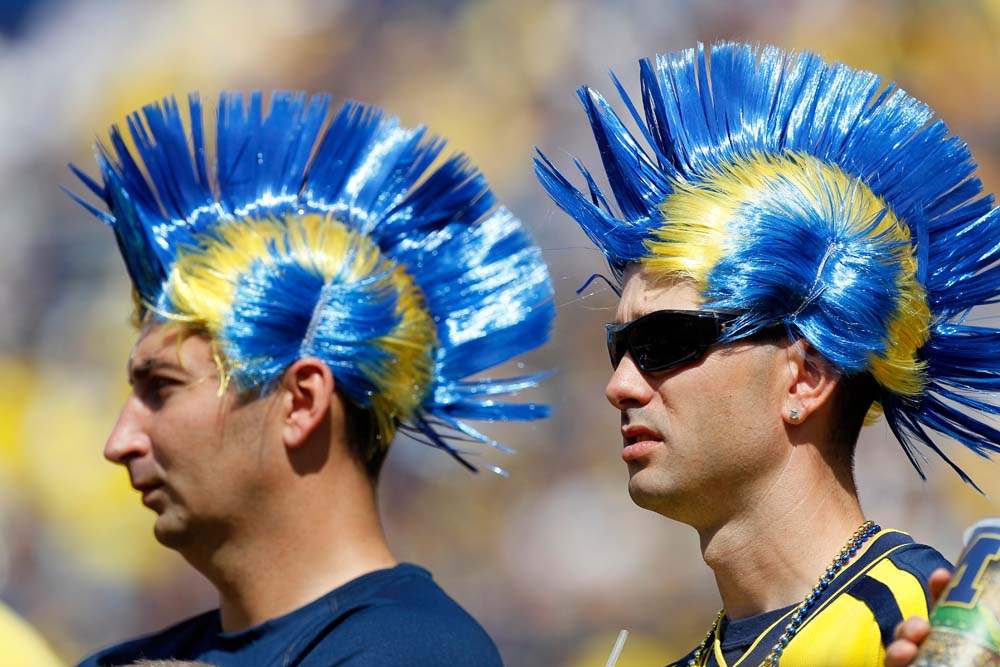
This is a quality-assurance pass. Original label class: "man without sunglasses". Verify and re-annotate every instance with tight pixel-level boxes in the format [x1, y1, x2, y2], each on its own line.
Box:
[69, 92, 554, 666]
[537, 42, 1000, 666]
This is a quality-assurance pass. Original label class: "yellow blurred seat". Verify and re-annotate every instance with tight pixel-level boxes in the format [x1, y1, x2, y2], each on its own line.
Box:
[0, 600, 63, 666]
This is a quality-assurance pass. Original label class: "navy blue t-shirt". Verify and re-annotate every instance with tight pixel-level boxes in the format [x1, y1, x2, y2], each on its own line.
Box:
[79, 563, 503, 667]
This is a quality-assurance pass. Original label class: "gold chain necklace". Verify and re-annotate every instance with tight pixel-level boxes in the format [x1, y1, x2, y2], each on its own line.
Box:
[685, 520, 879, 667]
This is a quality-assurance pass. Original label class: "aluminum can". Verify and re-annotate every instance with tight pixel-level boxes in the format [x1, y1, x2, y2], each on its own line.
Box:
[913, 518, 1000, 666]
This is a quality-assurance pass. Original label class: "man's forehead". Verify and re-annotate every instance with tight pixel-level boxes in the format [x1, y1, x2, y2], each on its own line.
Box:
[127, 324, 207, 372]
[130, 325, 178, 360]
[614, 268, 702, 323]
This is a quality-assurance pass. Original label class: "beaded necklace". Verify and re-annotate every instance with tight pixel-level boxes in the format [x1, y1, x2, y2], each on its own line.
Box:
[686, 520, 880, 667]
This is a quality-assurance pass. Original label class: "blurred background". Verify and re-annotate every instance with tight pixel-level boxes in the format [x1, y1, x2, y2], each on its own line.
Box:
[0, 0, 998, 664]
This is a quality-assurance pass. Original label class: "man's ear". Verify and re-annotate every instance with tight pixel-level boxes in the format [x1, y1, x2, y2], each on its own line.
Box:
[278, 357, 335, 448]
[781, 338, 840, 426]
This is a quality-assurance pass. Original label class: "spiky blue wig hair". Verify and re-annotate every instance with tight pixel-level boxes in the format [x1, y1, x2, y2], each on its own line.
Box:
[70, 91, 554, 474]
[536, 42, 1000, 488]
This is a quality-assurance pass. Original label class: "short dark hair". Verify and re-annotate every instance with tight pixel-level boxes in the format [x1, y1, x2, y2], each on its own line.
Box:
[829, 372, 878, 464]
[339, 390, 389, 481]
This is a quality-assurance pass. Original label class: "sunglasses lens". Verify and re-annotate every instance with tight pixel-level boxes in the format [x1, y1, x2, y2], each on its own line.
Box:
[640, 314, 704, 370]
[610, 311, 727, 373]
[607, 327, 628, 368]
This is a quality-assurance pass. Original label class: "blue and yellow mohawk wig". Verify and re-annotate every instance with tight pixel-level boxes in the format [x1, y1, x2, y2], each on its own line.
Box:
[70, 91, 554, 474]
[536, 42, 1000, 487]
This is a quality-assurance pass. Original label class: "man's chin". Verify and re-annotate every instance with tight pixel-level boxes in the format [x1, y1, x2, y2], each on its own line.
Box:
[627, 470, 684, 517]
[152, 511, 193, 549]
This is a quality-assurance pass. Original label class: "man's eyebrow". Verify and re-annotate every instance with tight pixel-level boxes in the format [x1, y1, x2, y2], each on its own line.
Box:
[127, 358, 187, 384]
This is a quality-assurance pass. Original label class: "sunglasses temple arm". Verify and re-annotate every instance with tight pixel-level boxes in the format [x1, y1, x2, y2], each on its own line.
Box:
[576, 272, 622, 297]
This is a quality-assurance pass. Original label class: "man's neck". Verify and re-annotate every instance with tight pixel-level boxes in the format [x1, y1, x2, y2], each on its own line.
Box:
[187, 473, 397, 633]
[698, 446, 866, 620]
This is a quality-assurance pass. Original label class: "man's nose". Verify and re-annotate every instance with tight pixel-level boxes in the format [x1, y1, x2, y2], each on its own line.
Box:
[104, 395, 152, 464]
[605, 354, 656, 410]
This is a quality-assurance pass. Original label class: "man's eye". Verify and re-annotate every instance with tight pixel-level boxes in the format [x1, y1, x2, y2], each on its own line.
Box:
[151, 376, 178, 391]
[139, 377, 181, 407]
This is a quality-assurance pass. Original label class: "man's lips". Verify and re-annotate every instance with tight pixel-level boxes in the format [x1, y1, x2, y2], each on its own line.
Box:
[621, 425, 663, 462]
[131, 478, 161, 493]
[621, 425, 662, 447]
[131, 479, 164, 505]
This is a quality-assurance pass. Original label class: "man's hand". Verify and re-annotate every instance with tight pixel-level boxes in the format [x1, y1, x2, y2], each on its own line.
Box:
[884, 568, 952, 667]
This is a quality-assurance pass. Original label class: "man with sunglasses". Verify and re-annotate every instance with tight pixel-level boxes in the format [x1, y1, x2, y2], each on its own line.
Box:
[538, 42, 999, 666]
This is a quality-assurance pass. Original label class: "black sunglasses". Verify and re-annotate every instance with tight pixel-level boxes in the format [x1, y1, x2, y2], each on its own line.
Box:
[605, 309, 782, 374]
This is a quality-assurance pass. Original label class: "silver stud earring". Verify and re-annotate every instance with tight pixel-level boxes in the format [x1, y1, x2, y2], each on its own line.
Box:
[788, 408, 802, 423]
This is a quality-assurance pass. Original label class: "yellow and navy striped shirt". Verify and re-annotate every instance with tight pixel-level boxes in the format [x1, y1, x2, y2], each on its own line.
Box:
[671, 529, 951, 667]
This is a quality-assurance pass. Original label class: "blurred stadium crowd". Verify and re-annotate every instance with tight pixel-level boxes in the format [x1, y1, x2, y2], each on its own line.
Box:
[0, 0, 998, 664]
